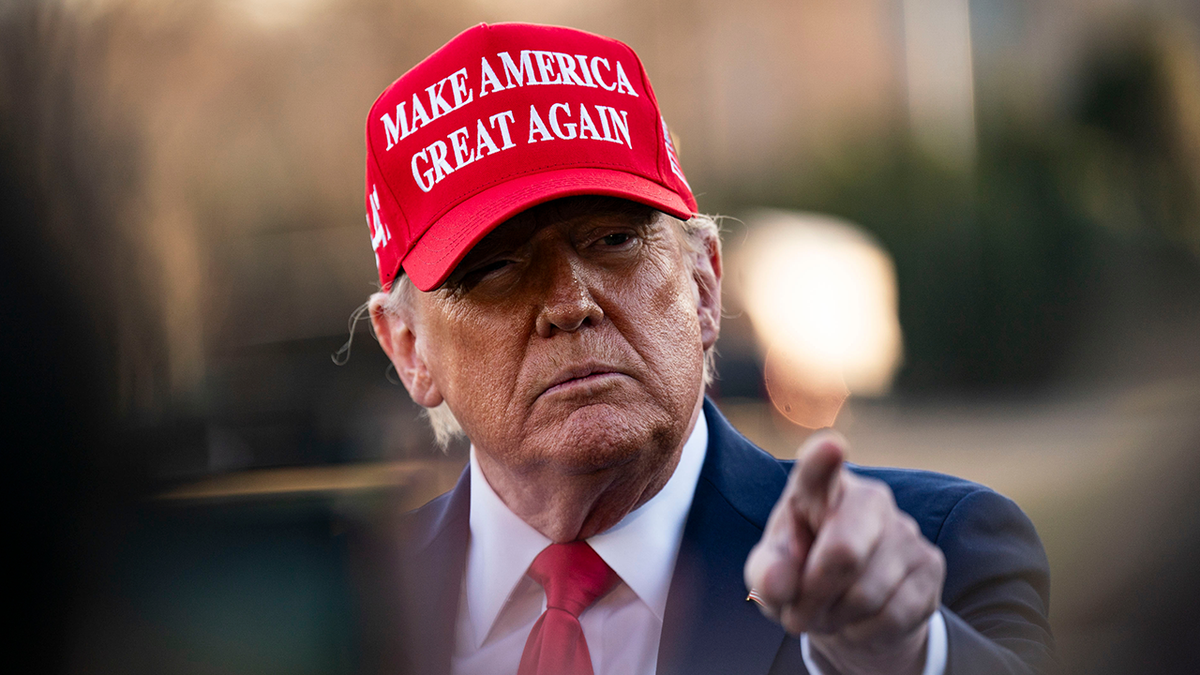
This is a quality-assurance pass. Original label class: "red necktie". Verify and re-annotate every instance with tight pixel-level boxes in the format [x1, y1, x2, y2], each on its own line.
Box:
[517, 542, 618, 675]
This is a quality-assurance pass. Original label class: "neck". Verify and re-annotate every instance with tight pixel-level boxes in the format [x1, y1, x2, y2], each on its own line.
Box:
[476, 397, 704, 542]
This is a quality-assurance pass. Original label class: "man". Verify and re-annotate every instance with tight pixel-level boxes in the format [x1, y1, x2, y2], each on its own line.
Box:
[357, 22, 1054, 675]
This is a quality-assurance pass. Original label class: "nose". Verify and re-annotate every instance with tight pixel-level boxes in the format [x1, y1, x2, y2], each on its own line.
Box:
[535, 249, 604, 338]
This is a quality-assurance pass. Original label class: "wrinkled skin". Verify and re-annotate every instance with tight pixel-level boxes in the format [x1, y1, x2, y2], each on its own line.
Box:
[371, 198, 722, 542]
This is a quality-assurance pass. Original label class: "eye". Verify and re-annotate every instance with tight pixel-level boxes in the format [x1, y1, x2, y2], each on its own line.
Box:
[472, 259, 512, 276]
[447, 258, 514, 293]
[600, 232, 631, 246]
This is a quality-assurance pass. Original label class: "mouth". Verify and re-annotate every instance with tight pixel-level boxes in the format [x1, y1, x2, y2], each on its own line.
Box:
[541, 364, 626, 398]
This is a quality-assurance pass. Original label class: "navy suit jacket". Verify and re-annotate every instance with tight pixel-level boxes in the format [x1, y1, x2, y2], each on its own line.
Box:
[360, 399, 1055, 674]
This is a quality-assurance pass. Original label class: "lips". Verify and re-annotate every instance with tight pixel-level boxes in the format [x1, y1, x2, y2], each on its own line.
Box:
[541, 363, 626, 397]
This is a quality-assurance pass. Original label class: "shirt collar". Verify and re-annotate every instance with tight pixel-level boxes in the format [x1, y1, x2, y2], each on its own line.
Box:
[464, 407, 709, 647]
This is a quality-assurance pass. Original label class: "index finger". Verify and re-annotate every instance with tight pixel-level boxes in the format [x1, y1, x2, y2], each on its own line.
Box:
[789, 430, 847, 528]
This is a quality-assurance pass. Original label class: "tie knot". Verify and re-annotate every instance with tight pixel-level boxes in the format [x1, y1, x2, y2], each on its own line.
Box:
[529, 542, 618, 617]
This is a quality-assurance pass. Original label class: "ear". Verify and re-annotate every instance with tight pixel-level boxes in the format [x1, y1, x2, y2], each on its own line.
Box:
[369, 291, 445, 408]
[692, 231, 723, 351]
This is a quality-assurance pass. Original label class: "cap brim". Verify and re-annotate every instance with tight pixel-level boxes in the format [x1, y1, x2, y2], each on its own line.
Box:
[401, 168, 695, 291]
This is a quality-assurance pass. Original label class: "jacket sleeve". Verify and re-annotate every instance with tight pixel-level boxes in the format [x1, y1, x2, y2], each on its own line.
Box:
[934, 488, 1058, 674]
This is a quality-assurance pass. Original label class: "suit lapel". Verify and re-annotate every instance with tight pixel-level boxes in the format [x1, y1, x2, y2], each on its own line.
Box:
[397, 466, 471, 675]
[656, 399, 796, 675]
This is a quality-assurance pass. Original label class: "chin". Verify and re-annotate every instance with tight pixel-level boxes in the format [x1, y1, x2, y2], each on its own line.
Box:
[536, 401, 681, 476]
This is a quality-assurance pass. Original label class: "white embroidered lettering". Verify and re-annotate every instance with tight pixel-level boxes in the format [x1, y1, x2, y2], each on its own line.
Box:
[409, 93, 432, 131]
[499, 51, 537, 88]
[549, 103, 577, 139]
[490, 111, 517, 149]
[448, 68, 474, 108]
[528, 104, 554, 143]
[614, 61, 639, 97]
[577, 104, 601, 140]
[475, 118, 501, 157]
[591, 57, 615, 91]
[411, 148, 434, 192]
[555, 53, 588, 87]
[426, 78, 454, 119]
[448, 126, 475, 169]
[575, 54, 597, 87]
[426, 140, 455, 181]
[532, 50, 562, 85]
[381, 103, 408, 150]
[479, 56, 505, 96]
[368, 185, 391, 250]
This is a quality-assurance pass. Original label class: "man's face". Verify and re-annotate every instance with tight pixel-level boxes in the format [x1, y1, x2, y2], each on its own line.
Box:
[401, 198, 719, 480]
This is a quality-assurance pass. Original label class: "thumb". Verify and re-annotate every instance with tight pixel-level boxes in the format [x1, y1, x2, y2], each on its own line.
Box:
[791, 431, 847, 528]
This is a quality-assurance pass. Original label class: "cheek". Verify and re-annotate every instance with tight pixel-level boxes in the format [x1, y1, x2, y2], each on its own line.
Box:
[424, 304, 526, 419]
[660, 288, 707, 384]
[621, 264, 706, 393]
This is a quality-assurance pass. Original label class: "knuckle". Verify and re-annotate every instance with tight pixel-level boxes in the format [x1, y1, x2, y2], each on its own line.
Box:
[820, 539, 866, 578]
[780, 605, 807, 635]
[896, 512, 921, 539]
[852, 476, 895, 509]
[878, 601, 912, 639]
[864, 478, 892, 503]
[929, 544, 946, 571]
[916, 539, 946, 575]
[841, 585, 878, 616]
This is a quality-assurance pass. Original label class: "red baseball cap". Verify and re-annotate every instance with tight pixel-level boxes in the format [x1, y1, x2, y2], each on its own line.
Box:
[364, 22, 697, 291]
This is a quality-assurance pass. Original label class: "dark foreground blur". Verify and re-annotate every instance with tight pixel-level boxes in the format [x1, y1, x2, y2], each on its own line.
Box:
[4, 1, 1200, 673]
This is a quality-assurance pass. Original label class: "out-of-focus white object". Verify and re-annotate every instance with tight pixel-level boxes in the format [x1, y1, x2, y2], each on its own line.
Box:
[736, 210, 903, 426]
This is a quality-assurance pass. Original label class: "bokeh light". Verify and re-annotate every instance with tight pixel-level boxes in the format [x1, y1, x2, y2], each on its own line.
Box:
[736, 210, 903, 427]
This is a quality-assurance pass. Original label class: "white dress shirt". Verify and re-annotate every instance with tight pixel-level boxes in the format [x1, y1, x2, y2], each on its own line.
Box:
[449, 407, 947, 675]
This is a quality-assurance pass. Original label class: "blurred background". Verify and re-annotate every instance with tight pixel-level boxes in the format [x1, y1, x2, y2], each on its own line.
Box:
[4, 0, 1199, 672]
